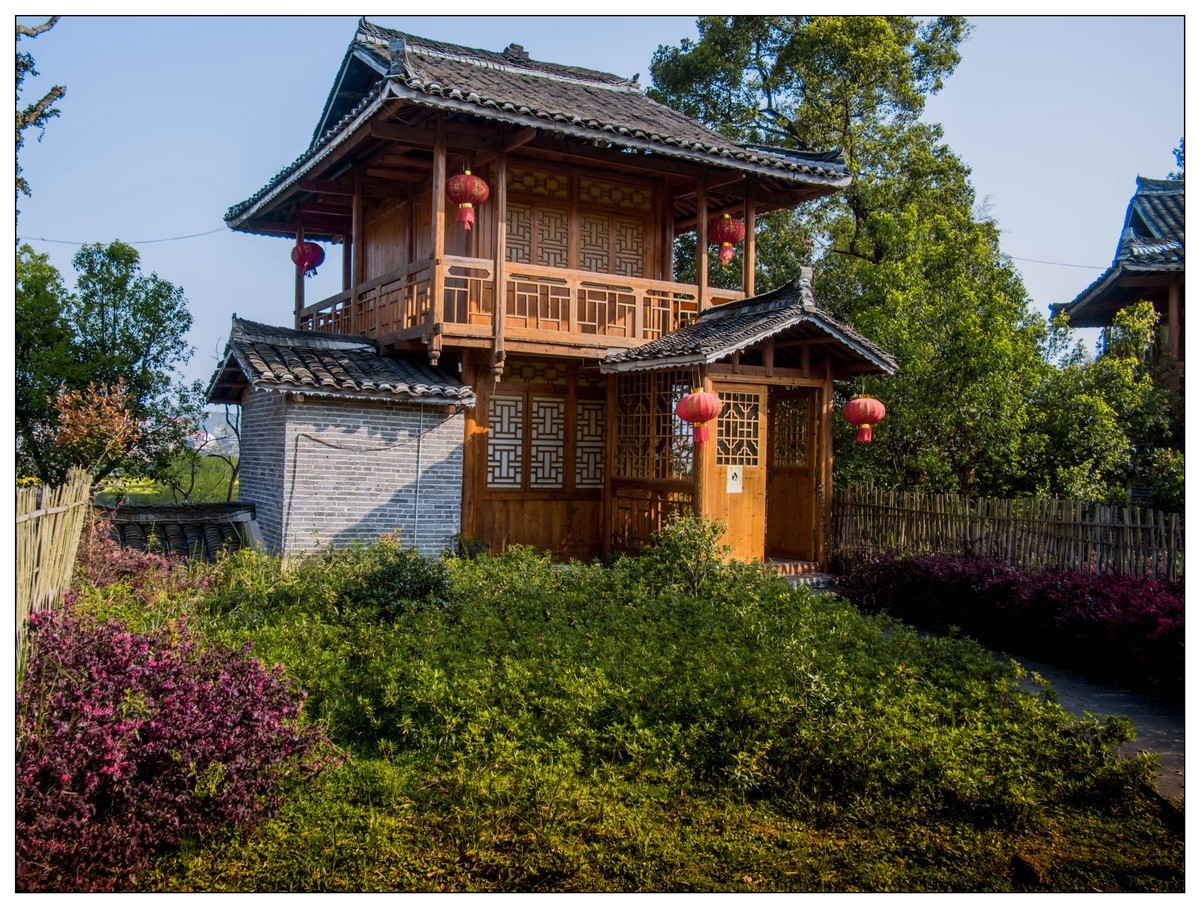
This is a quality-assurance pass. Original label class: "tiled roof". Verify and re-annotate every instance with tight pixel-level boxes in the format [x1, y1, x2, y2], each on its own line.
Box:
[226, 18, 848, 225]
[1057, 176, 1184, 322]
[99, 503, 255, 562]
[601, 269, 896, 375]
[207, 317, 476, 406]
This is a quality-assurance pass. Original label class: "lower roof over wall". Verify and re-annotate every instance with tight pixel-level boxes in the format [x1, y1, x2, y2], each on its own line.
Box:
[207, 317, 477, 407]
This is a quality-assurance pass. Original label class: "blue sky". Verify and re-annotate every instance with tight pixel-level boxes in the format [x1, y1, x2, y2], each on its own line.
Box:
[11, 13, 1186, 395]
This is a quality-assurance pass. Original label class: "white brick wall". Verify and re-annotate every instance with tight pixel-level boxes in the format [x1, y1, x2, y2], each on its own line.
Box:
[237, 389, 465, 557]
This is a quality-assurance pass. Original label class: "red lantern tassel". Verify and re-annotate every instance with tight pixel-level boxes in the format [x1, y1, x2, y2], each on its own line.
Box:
[456, 204, 475, 230]
[694, 423, 710, 445]
[856, 424, 873, 443]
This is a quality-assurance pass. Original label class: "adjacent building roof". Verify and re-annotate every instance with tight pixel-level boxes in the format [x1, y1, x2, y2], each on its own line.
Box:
[207, 317, 476, 406]
[601, 269, 897, 376]
[226, 18, 849, 229]
[99, 503, 256, 562]
[1055, 176, 1184, 327]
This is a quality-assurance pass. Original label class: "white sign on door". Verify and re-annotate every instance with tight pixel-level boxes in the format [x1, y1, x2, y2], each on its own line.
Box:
[726, 465, 743, 494]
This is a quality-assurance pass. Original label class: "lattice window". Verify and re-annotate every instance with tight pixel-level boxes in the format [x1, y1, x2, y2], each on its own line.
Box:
[614, 218, 645, 277]
[614, 372, 652, 479]
[529, 397, 565, 488]
[536, 206, 569, 268]
[575, 400, 606, 488]
[717, 392, 761, 466]
[773, 397, 811, 468]
[506, 202, 532, 265]
[487, 394, 525, 487]
[579, 213, 610, 273]
[614, 370, 693, 480]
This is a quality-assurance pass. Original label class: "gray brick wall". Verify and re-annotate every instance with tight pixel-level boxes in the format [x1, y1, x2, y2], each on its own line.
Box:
[238, 389, 464, 557]
[237, 389, 287, 551]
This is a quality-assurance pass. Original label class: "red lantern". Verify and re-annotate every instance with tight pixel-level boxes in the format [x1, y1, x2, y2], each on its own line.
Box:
[708, 213, 746, 267]
[842, 396, 886, 443]
[291, 241, 324, 278]
[675, 389, 723, 446]
[445, 169, 490, 230]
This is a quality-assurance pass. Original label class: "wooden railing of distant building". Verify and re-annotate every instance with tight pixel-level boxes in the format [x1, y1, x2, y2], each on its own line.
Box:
[831, 486, 1183, 581]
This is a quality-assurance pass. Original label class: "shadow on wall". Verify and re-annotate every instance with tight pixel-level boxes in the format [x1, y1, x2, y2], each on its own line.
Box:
[280, 406, 465, 558]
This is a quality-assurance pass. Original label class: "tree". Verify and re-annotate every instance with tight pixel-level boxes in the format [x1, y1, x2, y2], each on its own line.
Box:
[16, 241, 204, 487]
[1027, 303, 1181, 507]
[16, 17, 65, 213]
[1167, 137, 1184, 180]
[651, 16, 1052, 495]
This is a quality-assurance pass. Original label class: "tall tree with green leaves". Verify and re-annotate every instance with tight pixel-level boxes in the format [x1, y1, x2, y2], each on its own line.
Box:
[16, 16, 65, 218]
[652, 16, 1053, 495]
[16, 241, 204, 486]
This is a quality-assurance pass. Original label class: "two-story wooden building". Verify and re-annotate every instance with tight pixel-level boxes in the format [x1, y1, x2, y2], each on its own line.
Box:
[208, 19, 895, 567]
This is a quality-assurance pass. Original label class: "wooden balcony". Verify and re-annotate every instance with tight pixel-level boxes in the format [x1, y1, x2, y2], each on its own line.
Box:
[296, 256, 745, 360]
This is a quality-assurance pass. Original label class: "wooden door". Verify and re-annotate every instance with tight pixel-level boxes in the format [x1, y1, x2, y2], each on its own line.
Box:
[765, 387, 820, 561]
[703, 381, 768, 561]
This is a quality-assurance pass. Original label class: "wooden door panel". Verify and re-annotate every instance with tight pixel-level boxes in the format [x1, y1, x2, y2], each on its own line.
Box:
[766, 388, 819, 560]
[704, 382, 767, 561]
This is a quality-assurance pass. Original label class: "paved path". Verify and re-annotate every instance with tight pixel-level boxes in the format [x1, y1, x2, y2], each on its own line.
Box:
[1004, 654, 1185, 805]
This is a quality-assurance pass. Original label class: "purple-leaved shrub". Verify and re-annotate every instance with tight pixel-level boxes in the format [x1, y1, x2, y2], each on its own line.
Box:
[835, 553, 1183, 700]
[16, 608, 326, 892]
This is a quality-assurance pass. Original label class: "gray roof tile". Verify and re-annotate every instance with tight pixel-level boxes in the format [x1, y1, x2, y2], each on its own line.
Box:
[207, 318, 476, 405]
[227, 19, 848, 225]
[601, 269, 896, 375]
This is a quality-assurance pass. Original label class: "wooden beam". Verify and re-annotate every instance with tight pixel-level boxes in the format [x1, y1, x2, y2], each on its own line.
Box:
[293, 216, 304, 328]
[299, 178, 355, 196]
[492, 152, 508, 377]
[743, 178, 756, 297]
[503, 126, 538, 152]
[696, 178, 709, 311]
[430, 116, 447, 366]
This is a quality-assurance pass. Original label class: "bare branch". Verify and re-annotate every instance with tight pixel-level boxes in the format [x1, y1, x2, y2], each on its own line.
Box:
[16, 16, 60, 38]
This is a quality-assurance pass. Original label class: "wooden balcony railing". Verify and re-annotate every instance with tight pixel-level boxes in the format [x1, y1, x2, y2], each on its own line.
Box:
[296, 256, 745, 349]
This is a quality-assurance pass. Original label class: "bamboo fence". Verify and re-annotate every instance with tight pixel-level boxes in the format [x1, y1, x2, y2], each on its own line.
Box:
[831, 486, 1183, 581]
[16, 469, 93, 676]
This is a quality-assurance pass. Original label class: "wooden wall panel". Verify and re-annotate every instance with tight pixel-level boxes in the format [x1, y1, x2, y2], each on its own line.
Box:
[364, 202, 409, 280]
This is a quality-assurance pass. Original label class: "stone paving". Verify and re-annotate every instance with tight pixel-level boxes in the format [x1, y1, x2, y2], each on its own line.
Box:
[1005, 654, 1185, 805]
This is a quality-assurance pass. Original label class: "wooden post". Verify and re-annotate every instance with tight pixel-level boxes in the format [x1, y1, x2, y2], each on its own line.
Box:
[696, 180, 709, 311]
[819, 358, 834, 567]
[293, 217, 304, 329]
[492, 152, 508, 377]
[661, 184, 675, 281]
[1167, 278, 1182, 386]
[459, 352, 479, 544]
[430, 116, 447, 365]
[742, 178, 756, 298]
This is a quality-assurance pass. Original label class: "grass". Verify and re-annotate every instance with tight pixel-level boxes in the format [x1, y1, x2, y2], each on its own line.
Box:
[95, 455, 237, 506]
[65, 520, 1183, 892]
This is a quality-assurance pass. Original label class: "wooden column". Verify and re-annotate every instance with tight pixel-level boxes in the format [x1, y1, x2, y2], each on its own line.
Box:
[694, 366, 711, 516]
[293, 217, 304, 328]
[819, 358, 834, 568]
[661, 185, 675, 281]
[696, 180, 709, 311]
[1167, 278, 1182, 365]
[352, 174, 365, 288]
[341, 232, 352, 292]
[429, 117, 447, 365]
[459, 352, 481, 543]
[492, 152, 508, 377]
[742, 179, 756, 298]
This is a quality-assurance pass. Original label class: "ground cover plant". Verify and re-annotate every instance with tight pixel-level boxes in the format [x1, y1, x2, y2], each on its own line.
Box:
[25, 520, 1183, 892]
[835, 552, 1184, 702]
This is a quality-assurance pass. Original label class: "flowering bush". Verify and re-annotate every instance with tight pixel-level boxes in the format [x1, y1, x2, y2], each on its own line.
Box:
[835, 553, 1183, 700]
[70, 515, 211, 608]
[16, 608, 325, 892]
